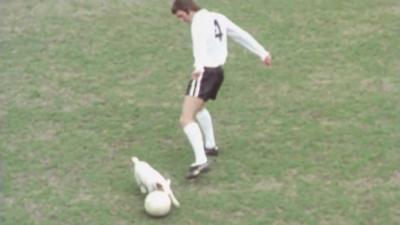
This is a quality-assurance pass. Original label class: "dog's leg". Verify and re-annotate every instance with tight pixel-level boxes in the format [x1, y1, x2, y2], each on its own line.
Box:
[139, 185, 147, 194]
[134, 173, 148, 194]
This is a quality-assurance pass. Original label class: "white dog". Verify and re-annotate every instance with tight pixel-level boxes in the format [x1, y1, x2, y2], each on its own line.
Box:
[131, 157, 180, 207]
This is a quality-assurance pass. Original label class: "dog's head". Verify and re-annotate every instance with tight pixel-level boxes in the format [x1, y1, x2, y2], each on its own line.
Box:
[131, 157, 139, 165]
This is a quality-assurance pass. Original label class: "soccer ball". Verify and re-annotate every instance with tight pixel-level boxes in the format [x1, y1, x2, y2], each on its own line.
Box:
[144, 191, 171, 217]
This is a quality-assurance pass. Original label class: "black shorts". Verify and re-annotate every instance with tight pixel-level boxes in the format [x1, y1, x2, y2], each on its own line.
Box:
[185, 66, 224, 101]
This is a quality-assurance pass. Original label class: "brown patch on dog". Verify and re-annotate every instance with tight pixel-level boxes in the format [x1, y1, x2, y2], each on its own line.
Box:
[156, 183, 164, 191]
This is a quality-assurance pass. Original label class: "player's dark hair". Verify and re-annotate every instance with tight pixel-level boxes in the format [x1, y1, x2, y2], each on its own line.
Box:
[171, 0, 201, 14]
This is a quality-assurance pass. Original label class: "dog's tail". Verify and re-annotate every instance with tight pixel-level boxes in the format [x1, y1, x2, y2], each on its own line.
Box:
[169, 192, 180, 208]
[164, 180, 180, 207]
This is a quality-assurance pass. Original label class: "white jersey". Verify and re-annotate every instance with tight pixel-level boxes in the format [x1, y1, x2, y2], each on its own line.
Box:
[191, 9, 269, 72]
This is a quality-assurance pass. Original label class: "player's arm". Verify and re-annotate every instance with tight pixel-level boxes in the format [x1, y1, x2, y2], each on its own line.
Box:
[224, 16, 271, 66]
[191, 19, 208, 78]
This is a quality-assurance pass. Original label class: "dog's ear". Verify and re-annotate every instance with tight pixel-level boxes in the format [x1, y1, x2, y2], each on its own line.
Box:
[156, 183, 164, 191]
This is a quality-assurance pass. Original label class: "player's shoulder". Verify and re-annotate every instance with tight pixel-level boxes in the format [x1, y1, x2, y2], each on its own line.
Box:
[208, 10, 231, 26]
[194, 9, 225, 20]
[208, 10, 228, 19]
[192, 9, 228, 29]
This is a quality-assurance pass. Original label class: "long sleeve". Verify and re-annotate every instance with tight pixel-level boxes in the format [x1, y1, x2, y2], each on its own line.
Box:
[191, 18, 208, 72]
[224, 16, 269, 60]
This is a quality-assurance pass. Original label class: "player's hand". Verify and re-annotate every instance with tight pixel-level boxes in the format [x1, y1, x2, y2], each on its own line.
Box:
[191, 69, 203, 80]
[263, 53, 272, 67]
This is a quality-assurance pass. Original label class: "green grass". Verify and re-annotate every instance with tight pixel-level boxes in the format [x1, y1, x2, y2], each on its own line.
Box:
[1, 0, 399, 224]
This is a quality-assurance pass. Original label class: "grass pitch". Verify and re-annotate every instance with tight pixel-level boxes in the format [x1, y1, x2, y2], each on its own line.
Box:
[1, 0, 399, 224]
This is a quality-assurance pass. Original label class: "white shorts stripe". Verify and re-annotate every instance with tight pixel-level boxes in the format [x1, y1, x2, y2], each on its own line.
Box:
[189, 79, 197, 96]
[194, 73, 203, 97]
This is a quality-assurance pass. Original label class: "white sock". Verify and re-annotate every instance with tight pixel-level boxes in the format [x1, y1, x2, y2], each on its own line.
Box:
[196, 108, 216, 149]
[183, 122, 207, 166]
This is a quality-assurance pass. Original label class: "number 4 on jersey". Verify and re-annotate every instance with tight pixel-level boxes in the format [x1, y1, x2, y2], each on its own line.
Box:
[214, 20, 223, 41]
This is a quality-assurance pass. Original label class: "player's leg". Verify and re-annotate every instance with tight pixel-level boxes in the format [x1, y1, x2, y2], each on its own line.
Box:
[196, 108, 218, 156]
[180, 96, 209, 169]
[194, 67, 224, 156]
[180, 67, 224, 178]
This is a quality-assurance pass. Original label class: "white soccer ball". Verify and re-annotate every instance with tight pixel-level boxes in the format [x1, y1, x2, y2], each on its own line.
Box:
[144, 191, 171, 217]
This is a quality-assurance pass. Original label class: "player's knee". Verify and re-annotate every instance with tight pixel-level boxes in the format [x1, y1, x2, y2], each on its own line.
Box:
[179, 115, 193, 128]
